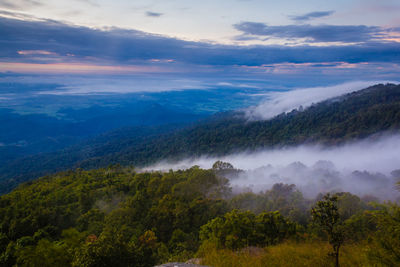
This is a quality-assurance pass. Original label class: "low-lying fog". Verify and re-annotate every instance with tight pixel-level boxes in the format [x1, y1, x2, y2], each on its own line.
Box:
[245, 81, 398, 120]
[144, 134, 400, 200]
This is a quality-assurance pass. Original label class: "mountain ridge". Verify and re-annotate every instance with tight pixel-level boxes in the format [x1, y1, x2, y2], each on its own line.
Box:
[0, 83, 399, 194]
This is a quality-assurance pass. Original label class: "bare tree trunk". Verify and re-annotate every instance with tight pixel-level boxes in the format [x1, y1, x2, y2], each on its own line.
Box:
[335, 245, 340, 267]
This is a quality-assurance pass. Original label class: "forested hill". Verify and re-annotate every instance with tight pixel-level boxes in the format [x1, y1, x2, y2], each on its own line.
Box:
[0, 166, 399, 266]
[91, 83, 399, 166]
[1, 83, 400, 193]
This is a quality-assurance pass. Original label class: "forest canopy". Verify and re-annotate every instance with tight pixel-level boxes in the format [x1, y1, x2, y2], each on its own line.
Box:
[0, 165, 399, 266]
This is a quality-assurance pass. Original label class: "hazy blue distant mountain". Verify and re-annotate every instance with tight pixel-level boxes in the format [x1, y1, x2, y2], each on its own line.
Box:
[0, 81, 268, 167]
[0, 104, 204, 165]
[0, 81, 266, 162]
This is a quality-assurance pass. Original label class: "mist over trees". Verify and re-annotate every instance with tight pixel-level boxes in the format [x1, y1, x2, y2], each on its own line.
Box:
[0, 165, 399, 266]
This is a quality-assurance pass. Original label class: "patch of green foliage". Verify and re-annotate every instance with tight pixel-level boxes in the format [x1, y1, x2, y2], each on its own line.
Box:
[0, 166, 230, 266]
[200, 210, 297, 250]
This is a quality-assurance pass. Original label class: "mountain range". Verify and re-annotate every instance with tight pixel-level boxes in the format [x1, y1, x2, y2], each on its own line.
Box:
[0, 83, 399, 194]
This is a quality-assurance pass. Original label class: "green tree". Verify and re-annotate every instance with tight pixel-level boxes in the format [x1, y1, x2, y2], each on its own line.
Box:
[336, 192, 362, 220]
[311, 194, 344, 267]
[212, 161, 234, 170]
[15, 239, 71, 267]
[200, 209, 296, 250]
[367, 204, 400, 265]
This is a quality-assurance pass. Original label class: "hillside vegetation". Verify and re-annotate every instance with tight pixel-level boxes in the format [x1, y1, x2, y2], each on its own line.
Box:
[0, 166, 399, 266]
[0, 83, 400, 194]
[78, 83, 400, 167]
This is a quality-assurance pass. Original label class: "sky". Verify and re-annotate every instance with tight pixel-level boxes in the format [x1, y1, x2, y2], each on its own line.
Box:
[0, 0, 400, 94]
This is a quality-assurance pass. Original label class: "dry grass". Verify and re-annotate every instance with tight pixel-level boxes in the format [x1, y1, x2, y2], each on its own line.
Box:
[198, 241, 372, 267]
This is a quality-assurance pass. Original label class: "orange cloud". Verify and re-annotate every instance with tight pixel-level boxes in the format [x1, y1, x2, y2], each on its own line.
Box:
[0, 62, 173, 74]
[17, 50, 57, 55]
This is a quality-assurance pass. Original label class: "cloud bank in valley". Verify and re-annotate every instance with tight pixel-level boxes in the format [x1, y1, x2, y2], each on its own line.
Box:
[145, 134, 400, 200]
[245, 81, 399, 120]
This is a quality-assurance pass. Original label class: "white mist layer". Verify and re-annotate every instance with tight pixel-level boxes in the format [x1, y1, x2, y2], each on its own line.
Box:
[246, 81, 397, 120]
[144, 134, 400, 200]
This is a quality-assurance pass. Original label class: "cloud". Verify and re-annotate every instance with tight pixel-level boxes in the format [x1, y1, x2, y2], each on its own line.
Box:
[0, 0, 42, 10]
[290, 11, 335, 22]
[0, 9, 42, 20]
[1, 14, 400, 76]
[233, 22, 392, 43]
[0, 62, 170, 75]
[35, 76, 207, 94]
[0, 15, 193, 64]
[144, 134, 400, 200]
[245, 81, 397, 120]
[145, 11, 163, 17]
[0, 74, 211, 95]
[76, 0, 100, 7]
[17, 50, 56, 55]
